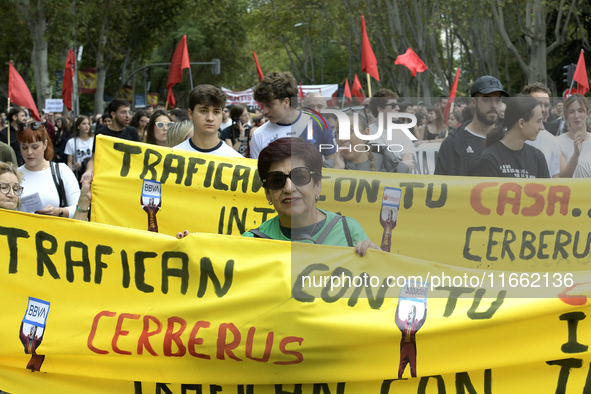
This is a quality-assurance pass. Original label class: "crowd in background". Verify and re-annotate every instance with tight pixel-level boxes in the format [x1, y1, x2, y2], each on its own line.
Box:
[0, 73, 590, 225]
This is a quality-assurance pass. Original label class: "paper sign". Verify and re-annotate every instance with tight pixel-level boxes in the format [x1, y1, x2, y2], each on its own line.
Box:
[44, 99, 63, 113]
[20, 193, 44, 213]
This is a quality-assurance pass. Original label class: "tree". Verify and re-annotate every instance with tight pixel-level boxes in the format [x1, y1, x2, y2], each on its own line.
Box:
[491, 0, 577, 85]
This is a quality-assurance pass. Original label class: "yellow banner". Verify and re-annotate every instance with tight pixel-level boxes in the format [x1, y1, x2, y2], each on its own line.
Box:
[92, 135, 591, 272]
[1, 209, 591, 393]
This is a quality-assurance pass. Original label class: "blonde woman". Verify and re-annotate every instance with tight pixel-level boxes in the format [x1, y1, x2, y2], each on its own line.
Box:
[166, 120, 194, 147]
[557, 94, 591, 177]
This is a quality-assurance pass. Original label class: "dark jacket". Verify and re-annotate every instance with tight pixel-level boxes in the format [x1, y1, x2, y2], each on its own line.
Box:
[433, 120, 474, 176]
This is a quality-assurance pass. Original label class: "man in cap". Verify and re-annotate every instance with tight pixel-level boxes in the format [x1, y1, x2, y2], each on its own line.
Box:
[434, 76, 509, 176]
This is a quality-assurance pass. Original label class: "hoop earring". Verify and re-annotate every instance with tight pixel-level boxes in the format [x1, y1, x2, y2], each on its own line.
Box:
[268, 200, 273, 205]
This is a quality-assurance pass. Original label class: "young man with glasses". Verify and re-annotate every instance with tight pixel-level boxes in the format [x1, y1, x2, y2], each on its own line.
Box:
[0, 107, 27, 166]
[81, 98, 139, 182]
[434, 76, 509, 176]
[173, 85, 243, 158]
[368, 89, 415, 172]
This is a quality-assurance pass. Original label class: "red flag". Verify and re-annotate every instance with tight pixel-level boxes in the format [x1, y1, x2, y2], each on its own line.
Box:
[62, 49, 75, 111]
[8, 62, 40, 121]
[394, 48, 428, 77]
[343, 79, 352, 105]
[166, 35, 191, 108]
[352, 73, 365, 105]
[442, 68, 461, 125]
[253, 51, 264, 82]
[573, 50, 589, 96]
[361, 15, 379, 81]
[299, 83, 305, 100]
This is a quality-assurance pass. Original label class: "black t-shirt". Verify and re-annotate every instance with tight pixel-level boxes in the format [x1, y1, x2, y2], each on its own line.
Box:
[92, 126, 140, 153]
[0, 126, 24, 166]
[220, 124, 250, 155]
[476, 141, 550, 178]
[463, 128, 487, 176]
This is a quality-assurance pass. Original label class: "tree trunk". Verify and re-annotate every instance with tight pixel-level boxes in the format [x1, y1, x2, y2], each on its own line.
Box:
[15, 0, 52, 109]
[94, 21, 109, 115]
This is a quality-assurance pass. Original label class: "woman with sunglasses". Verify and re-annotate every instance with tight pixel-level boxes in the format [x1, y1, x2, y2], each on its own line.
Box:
[0, 162, 23, 210]
[146, 110, 172, 146]
[17, 122, 80, 218]
[242, 138, 379, 255]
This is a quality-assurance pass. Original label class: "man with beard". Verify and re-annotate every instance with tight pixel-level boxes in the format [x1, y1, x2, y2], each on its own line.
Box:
[81, 98, 139, 182]
[435, 76, 509, 176]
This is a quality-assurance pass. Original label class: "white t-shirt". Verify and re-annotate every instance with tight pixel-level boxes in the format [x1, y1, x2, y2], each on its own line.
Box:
[574, 152, 591, 177]
[369, 121, 415, 160]
[249, 111, 336, 159]
[18, 162, 81, 218]
[173, 139, 244, 158]
[557, 133, 591, 162]
[219, 119, 232, 133]
[64, 137, 94, 164]
[525, 129, 561, 177]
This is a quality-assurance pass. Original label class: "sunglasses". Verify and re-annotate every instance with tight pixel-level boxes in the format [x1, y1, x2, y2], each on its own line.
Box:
[156, 122, 173, 129]
[264, 167, 315, 190]
[18, 122, 44, 132]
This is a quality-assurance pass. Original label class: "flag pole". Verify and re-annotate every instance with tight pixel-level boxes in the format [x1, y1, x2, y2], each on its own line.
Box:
[366, 73, 372, 97]
[425, 68, 449, 96]
[7, 62, 10, 147]
[6, 98, 10, 147]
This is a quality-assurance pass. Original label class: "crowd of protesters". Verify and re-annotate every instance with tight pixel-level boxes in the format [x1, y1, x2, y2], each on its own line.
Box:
[0, 71, 589, 227]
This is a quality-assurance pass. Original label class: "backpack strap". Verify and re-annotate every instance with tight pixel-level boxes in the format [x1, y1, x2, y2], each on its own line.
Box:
[315, 214, 344, 245]
[49, 162, 67, 208]
[249, 228, 273, 239]
[341, 216, 353, 247]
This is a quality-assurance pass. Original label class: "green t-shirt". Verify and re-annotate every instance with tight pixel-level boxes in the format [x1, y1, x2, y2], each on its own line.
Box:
[242, 208, 368, 247]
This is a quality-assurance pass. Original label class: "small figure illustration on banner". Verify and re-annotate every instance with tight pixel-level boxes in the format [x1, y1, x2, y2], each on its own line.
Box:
[19, 297, 50, 371]
[141, 179, 162, 232]
[380, 187, 401, 252]
[395, 282, 428, 378]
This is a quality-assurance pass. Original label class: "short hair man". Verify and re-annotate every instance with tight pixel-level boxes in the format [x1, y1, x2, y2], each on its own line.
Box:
[434, 76, 509, 176]
[303, 92, 327, 112]
[219, 106, 232, 134]
[520, 83, 561, 177]
[169, 108, 190, 122]
[368, 89, 415, 172]
[81, 98, 139, 182]
[250, 71, 335, 160]
[173, 85, 243, 158]
[0, 107, 27, 166]
[156, 102, 166, 111]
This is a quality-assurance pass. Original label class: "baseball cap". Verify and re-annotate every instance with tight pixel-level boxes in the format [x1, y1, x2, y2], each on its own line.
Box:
[470, 76, 509, 97]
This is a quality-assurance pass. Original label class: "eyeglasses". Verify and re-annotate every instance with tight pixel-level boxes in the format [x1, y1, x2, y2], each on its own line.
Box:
[156, 122, 174, 129]
[264, 167, 315, 190]
[343, 106, 369, 124]
[18, 122, 44, 132]
[0, 183, 23, 196]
